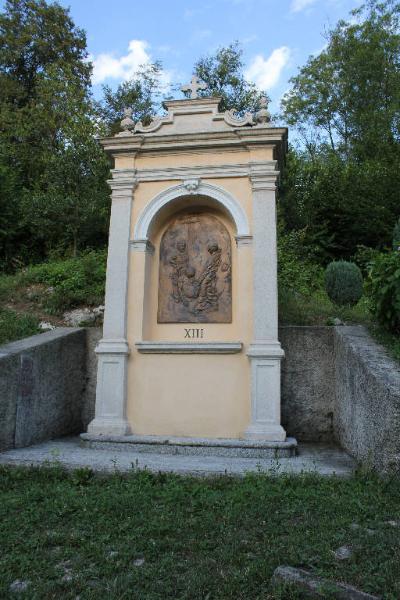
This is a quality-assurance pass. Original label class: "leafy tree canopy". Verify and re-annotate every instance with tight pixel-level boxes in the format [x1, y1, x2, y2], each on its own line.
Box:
[96, 63, 163, 136]
[191, 42, 267, 115]
[281, 0, 400, 160]
[280, 1, 400, 260]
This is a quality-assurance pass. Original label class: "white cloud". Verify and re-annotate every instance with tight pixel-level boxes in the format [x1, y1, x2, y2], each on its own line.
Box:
[290, 0, 317, 13]
[92, 40, 152, 84]
[245, 47, 291, 90]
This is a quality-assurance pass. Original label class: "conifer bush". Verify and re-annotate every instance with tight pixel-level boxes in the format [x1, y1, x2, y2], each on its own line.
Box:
[325, 261, 363, 306]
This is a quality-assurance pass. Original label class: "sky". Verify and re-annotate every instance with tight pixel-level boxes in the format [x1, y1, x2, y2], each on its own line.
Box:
[2, 0, 363, 113]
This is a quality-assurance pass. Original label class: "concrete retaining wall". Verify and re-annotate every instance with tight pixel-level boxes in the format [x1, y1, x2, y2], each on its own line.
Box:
[1, 324, 399, 472]
[334, 326, 400, 472]
[280, 327, 335, 442]
[0, 328, 86, 452]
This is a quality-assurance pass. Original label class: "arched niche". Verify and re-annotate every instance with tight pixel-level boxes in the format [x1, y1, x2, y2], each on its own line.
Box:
[140, 196, 239, 338]
[133, 181, 250, 242]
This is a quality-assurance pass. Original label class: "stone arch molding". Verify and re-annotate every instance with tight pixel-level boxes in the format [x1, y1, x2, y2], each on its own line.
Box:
[133, 180, 250, 242]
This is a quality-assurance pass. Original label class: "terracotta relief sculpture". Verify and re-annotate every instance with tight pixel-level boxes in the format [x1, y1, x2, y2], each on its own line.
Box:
[158, 212, 232, 323]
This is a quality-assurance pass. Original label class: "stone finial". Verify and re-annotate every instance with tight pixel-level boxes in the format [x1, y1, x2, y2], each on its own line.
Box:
[181, 75, 207, 99]
[254, 96, 271, 125]
[119, 107, 135, 135]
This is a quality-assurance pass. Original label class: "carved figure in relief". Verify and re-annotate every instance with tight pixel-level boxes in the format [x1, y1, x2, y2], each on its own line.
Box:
[158, 212, 232, 323]
[169, 239, 189, 303]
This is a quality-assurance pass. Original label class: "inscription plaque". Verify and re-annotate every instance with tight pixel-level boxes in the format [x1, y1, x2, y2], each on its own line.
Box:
[158, 212, 232, 323]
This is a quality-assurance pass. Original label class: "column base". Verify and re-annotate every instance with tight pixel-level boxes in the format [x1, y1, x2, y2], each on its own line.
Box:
[87, 417, 132, 437]
[244, 423, 287, 442]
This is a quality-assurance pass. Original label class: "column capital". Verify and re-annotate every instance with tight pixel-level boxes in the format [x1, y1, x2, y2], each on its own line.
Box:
[108, 168, 138, 197]
[129, 239, 155, 254]
[249, 161, 279, 192]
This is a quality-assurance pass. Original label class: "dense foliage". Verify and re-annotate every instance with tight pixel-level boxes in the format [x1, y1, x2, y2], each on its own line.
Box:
[0, 249, 107, 315]
[325, 261, 364, 307]
[0, 0, 110, 268]
[367, 250, 400, 333]
[393, 218, 400, 250]
[281, 0, 400, 260]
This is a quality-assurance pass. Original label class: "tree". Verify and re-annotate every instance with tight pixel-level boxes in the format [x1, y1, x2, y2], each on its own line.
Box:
[22, 119, 110, 257]
[191, 42, 266, 115]
[0, 0, 110, 267]
[281, 0, 400, 159]
[96, 63, 164, 136]
[280, 1, 400, 259]
[0, 0, 91, 186]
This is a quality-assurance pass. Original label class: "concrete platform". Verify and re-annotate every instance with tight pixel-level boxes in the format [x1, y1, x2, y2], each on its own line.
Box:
[80, 433, 298, 458]
[0, 437, 356, 477]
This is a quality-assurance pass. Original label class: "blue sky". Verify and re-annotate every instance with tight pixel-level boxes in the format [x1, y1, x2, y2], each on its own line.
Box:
[2, 0, 363, 112]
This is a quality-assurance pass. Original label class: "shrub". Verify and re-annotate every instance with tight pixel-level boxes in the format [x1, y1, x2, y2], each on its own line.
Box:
[278, 229, 324, 295]
[325, 261, 363, 306]
[18, 250, 107, 313]
[7, 250, 107, 313]
[367, 251, 400, 334]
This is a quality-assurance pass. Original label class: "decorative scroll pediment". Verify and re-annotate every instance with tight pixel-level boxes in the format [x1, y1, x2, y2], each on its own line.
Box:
[116, 87, 272, 137]
[222, 110, 254, 127]
[134, 116, 166, 134]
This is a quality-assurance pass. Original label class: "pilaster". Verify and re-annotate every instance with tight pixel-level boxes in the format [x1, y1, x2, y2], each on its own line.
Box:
[244, 163, 286, 441]
[88, 169, 137, 436]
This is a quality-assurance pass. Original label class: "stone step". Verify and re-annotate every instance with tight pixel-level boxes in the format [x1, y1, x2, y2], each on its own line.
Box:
[80, 433, 298, 459]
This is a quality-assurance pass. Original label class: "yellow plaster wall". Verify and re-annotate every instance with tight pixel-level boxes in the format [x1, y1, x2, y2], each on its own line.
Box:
[124, 151, 256, 439]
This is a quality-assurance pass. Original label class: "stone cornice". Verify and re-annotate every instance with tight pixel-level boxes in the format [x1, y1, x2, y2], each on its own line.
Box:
[130, 161, 277, 182]
[100, 127, 288, 157]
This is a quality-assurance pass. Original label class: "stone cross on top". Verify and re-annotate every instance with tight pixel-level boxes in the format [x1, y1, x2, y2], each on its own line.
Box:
[181, 75, 207, 99]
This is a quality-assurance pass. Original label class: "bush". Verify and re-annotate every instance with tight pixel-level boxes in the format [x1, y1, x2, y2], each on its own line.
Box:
[367, 251, 400, 334]
[325, 261, 363, 306]
[278, 229, 324, 295]
[27, 250, 107, 312]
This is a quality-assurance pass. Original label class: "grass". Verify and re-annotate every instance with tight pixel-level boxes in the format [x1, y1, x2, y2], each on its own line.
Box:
[0, 307, 40, 345]
[0, 466, 399, 599]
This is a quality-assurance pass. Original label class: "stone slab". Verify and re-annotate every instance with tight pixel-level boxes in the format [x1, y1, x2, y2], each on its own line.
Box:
[271, 565, 380, 599]
[0, 437, 356, 477]
[80, 433, 298, 458]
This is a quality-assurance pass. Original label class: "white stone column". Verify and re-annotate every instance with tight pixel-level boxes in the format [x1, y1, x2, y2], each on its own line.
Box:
[244, 163, 286, 441]
[88, 170, 137, 436]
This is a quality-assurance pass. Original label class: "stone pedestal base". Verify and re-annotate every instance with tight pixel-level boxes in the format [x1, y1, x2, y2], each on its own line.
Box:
[87, 338, 131, 437]
[80, 433, 297, 459]
[244, 423, 287, 442]
[87, 417, 131, 437]
[245, 342, 287, 442]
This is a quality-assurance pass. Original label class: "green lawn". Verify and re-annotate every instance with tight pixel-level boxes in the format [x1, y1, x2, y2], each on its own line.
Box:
[0, 466, 399, 599]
